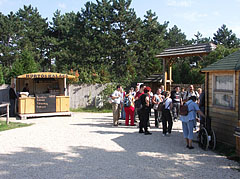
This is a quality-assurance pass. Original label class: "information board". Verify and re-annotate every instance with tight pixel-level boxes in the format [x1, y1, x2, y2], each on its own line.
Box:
[35, 94, 56, 113]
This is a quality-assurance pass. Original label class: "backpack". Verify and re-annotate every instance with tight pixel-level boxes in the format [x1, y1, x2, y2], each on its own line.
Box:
[157, 101, 165, 111]
[179, 101, 193, 116]
[123, 96, 131, 107]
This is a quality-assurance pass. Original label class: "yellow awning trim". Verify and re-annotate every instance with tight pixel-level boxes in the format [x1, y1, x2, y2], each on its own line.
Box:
[17, 72, 75, 79]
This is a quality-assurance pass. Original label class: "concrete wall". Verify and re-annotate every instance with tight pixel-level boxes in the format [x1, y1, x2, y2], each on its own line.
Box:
[68, 84, 108, 109]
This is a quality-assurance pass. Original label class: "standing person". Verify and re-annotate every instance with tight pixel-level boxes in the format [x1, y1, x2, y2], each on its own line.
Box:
[130, 87, 136, 97]
[139, 86, 152, 135]
[152, 88, 163, 128]
[120, 88, 126, 120]
[171, 86, 182, 122]
[181, 87, 186, 99]
[9, 83, 17, 117]
[161, 91, 173, 136]
[180, 96, 205, 149]
[135, 84, 146, 132]
[183, 85, 199, 102]
[160, 85, 165, 96]
[149, 90, 153, 116]
[124, 89, 135, 126]
[111, 85, 122, 126]
[198, 88, 205, 125]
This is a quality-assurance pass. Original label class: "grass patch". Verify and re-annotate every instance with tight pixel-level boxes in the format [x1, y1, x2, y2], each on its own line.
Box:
[71, 107, 112, 113]
[214, 142, 240, 165]
[0, 120, 32, 132]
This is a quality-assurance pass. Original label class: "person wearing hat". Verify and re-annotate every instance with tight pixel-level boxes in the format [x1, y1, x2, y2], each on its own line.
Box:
[139, 86, 152, 135]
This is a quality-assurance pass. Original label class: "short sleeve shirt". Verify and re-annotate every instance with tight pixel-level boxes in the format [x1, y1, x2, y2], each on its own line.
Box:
[165, 98, 172, 110]
[112, 90, 121, 104]
[187, 100, 200, 120]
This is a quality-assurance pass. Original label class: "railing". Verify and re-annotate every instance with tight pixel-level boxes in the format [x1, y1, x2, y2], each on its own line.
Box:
[0, 103, 9, 125]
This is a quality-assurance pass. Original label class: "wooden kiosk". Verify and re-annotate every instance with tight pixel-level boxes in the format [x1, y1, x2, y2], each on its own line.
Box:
[15, 72, 75, 119]
[202, 50, 240, 154]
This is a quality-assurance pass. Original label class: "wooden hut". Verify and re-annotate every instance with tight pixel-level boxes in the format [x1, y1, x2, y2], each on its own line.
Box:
[201, 50, 240, 147]
[142, 74, 164, 93]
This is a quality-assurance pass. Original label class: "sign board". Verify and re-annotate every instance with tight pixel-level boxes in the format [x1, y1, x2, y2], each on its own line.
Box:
[35, 94, 56, 113]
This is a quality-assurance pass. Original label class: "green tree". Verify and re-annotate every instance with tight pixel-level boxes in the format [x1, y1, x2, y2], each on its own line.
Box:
[165, 25, 189, 47]
[10, 49, 40, 78]
[213, 24, 240, 48]
[0, 64, 5, 85]
[16, 5, 49, 70]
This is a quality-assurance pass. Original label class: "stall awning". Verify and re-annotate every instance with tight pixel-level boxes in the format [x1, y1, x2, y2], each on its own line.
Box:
[17, 72, 75, 79]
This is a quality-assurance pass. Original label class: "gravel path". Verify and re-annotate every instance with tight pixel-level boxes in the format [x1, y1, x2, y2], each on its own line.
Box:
[0, 112, 239, 179]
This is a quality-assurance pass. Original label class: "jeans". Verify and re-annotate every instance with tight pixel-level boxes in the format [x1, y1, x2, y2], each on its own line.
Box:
[120, 103, 125, 119]
[172, 102, 180, 120]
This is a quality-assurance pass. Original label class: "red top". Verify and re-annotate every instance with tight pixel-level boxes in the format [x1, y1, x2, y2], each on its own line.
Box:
[135, 91, 144, 100]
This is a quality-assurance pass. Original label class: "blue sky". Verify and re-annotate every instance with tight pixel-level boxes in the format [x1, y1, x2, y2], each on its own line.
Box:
[0, 0, 240, 39]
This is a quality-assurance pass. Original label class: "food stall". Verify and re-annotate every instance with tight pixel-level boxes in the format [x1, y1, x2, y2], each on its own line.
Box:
[14, 72, 75, 119]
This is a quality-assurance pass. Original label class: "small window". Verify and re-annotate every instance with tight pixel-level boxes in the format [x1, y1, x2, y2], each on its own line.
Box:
[213, 75, 234, 108]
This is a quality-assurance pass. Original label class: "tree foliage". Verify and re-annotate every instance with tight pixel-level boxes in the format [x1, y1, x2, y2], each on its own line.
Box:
[0, 1, 240, 85]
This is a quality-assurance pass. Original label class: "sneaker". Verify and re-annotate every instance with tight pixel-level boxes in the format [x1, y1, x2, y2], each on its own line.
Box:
[162, 134, 166, 137]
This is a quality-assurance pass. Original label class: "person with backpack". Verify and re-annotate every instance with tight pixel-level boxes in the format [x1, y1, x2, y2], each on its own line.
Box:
[139, 86, 152, 135]
[180, 96, 205, 149]
[161, 91, 173, 136]
[171, 86, 182, 122]
[183, 85, 199, 102]
[124, 89, 135, 126]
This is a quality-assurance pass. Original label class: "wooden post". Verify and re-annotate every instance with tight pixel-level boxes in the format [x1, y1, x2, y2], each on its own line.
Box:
[64, 78, 67, 96]
[6, 103, 9, 125]
[163, 58, 167, 91]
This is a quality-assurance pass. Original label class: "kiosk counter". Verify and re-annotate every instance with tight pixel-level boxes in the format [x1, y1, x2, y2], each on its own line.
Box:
[14, 72, 75, 118]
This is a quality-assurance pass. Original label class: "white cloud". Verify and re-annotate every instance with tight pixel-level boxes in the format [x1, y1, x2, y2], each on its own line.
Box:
[182, 12, 208, 22]
[167, 0, 193, 7]
[58, 3, 67, 10]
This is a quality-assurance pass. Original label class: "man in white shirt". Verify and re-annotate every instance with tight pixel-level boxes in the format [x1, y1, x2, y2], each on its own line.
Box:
[183, 85, 199, 102]
[111, 85, 122, 126]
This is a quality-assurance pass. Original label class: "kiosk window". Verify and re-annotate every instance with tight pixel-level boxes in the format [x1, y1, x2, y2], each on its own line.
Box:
[213, 75, 234, 108]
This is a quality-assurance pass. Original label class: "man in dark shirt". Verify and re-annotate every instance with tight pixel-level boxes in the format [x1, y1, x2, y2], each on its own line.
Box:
[22, 83, 29, 92]
[9, 83, 17, 117]
[171, 86, 182, 122]
[139, 86, 152, 135]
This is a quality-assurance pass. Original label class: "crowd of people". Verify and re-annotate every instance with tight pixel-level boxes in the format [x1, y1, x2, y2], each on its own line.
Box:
[110, 84, 205, 149]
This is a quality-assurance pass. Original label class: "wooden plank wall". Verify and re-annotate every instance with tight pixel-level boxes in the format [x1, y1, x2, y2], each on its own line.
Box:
[206, 71, 239, 146]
